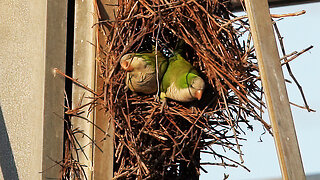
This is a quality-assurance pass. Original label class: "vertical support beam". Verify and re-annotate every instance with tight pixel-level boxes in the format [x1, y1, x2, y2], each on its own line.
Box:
[43, 0, 68, 179]
[72, 0, 116, 179]
[244, 1, 305, 180]
[93, 0, 117, 179]
[72, 0, 96, 178]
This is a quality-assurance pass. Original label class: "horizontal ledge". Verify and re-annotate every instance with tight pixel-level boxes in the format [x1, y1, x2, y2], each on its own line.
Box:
[231, 0, 320, 12]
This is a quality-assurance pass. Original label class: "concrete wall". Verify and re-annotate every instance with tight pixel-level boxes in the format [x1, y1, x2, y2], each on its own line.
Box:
[0, 0, 67, 179]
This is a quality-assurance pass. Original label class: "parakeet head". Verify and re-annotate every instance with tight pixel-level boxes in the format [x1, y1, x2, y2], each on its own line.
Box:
[120, 53, 148, 72]
[120, 54, 135, 71]
[188, 75, 205, 100]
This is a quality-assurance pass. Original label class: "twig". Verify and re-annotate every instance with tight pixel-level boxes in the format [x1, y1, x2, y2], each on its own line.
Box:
[273, 23, 312, 112]
[54, 68, 98, 96]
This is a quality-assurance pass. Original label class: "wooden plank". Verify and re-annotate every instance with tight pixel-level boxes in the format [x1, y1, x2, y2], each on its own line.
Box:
[42, 0, 68, 178]
[231, 0, 320, 11]
[72, 0, 96, 178]
[93, 0, 117, 179]
[244, 0, 306, 180]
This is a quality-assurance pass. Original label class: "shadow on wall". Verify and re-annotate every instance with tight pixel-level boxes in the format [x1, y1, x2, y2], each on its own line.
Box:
[0, 105, 19, 180]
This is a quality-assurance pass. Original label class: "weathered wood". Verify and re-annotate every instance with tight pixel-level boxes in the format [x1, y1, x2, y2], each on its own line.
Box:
[232, 0, 320, 11]
[72, 0, 96, 178]
[43, 0, 68, 178]
[93, 0, 117, 179]
[244, 0, 305, 180]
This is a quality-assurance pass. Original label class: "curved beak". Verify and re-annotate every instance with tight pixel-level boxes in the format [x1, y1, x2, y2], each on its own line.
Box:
[120, 60, 134, 72]
[195, 90, 203, 100]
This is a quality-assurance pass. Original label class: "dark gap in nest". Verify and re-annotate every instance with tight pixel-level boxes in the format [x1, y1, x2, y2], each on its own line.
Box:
[64, 0, 75, 134]
[61, 0, 80, 179]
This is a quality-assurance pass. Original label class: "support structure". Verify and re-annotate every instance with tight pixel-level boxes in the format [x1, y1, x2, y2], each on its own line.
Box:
[93, 1, 117, 179]
[232, 0, 320, 11]
[72, 0, 116, 179]
[72, 0, 97, 178]
[245, 0, 306, 179]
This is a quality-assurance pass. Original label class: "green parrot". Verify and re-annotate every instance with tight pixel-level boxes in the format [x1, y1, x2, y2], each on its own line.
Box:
[160, 52, 205, 102]
[120, 51, 168, 94]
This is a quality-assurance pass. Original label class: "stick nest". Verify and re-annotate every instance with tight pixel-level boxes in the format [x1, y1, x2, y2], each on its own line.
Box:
[85, 0, 311, 179]
[96, 0, 265, 179]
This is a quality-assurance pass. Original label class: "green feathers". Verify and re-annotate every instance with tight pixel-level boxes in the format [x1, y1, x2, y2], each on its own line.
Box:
[120, 48, 205, 102]
[160, 53, 205, 102]
[120, 52, 168, 94]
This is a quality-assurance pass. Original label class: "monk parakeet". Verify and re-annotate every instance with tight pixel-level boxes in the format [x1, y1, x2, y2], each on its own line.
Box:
[160, 53, 205, 102]
[120, 52, 168, 94]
